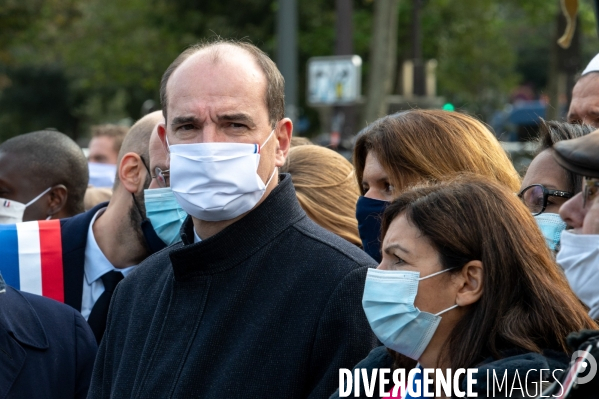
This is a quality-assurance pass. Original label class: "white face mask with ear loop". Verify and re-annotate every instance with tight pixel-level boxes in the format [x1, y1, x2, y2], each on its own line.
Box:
[166, 130, 278, 222]
[0, 187, 52, 224]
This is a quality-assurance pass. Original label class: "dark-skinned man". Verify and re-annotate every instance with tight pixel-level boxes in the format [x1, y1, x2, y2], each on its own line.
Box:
[0, 111, 165, 343]
[0, 130, 88, 224]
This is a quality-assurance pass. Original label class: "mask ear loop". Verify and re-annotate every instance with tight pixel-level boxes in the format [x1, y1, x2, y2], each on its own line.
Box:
[435, 304, 459, 317]
[27, 187, 54, 219]
[257, 129, 275, 153]
[25, 187, 52, 207]
[131, 192, 145, 220]
[418, 267, 460, 316]
[418, 266, 457, 281]
[258, 129, 278, 187]
[263, 168, 277, 188]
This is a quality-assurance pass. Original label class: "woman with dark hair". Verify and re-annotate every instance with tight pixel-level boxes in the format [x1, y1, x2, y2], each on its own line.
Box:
[519, 120, 593, 251]
[354, 110, 520, 262]
[331, 175, 597, 398]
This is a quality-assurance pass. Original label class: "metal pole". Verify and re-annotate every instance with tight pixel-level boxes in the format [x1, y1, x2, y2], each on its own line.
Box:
[277, 0, 299, 126]
[334, 0, 355, 146]
[412, 0, 425, 96]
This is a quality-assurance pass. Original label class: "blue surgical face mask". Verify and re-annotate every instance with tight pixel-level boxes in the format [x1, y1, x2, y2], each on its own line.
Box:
[144, 187, 187, 246]
[356, 196, 389, 263]
[362, 268, 458, 360]
[533, 213, 567, 251]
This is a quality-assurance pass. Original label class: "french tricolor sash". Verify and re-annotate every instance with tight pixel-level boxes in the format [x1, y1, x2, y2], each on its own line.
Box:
[0, 219, 64, 302]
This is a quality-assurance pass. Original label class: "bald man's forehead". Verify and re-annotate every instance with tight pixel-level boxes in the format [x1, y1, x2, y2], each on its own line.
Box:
[167, 45, 266, 102]
[569, 75, 599, 126]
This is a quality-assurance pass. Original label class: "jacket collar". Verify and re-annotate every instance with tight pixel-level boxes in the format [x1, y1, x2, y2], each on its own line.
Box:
[60, 201, 108, 310]
[0, 277, 48, 350]
[170, 174, 305, 280]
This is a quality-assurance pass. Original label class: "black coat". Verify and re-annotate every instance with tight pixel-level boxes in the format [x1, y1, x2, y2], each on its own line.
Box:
[60, 201, 109, 315]
[0, 284, 97, 398]
[89, 174, 379, 398]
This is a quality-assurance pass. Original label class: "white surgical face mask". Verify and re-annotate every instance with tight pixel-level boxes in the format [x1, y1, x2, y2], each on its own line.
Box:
[88, 162, 117, 188]
[557, 230, 599, 319]
[168, 130, 277, 222]
[0, 187, 52, 224]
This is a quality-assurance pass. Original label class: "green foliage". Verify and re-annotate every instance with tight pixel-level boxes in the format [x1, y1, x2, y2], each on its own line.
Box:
[0, 0, 598, 140]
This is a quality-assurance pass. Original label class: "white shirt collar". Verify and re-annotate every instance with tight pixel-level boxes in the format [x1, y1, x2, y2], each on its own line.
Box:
[193, 227, 202, 244]
[84, 207, 135, 285]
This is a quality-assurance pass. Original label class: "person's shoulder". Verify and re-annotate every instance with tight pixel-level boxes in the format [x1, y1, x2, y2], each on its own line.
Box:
[290, 216, 378, 268]
[1, 287, 95, 347]
[353, 346, 394, 370]
[60, 201, 108, 236]
[17, 288, 84, 326]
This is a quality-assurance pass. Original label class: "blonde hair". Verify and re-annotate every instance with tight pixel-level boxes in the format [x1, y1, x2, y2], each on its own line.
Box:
[354, 110, 521, 194]
[281, 145, 361, 246]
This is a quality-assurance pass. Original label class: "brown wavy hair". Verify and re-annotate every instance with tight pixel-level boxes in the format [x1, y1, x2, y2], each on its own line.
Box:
[281, 145, 361, 246]
[381, 174, 597, 369]
[354, 110, 521, 195]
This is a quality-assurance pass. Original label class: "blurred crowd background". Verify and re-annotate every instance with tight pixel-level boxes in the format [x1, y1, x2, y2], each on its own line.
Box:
[2, 0, 599, 171]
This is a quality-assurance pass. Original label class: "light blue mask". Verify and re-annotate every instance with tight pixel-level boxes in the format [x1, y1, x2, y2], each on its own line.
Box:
[362, 268, 458, 360]
[144, 187, 187, 246]
[533, 213, 567, 251]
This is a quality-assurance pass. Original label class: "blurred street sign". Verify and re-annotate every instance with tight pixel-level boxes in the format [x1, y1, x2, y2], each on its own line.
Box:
[307, 55, 362, 106]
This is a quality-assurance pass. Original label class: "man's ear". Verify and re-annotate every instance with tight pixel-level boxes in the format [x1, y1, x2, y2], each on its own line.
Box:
[158, 123, 169, 156]
[47, 184, 68, 217]
[118, 152, 146, 194]
[455, 260, 484, 307]
[274, 118, 293, 167]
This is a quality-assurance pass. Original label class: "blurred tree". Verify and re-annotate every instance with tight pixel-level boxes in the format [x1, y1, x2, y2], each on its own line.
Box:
[0, 0, 597, 141]
[0, 65, 78, 140]
[364, 0, 399, 124]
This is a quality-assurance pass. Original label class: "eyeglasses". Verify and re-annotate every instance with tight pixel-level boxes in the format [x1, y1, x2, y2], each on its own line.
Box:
[152, 167, 170, 188]
[583, 177, 599, 208]
[518, 184, 573, 216]
[139, 156, 169, 188]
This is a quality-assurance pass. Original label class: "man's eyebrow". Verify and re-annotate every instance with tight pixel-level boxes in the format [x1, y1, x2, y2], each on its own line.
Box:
[171, 116, 201, 126]
[217, 113, 256, 127]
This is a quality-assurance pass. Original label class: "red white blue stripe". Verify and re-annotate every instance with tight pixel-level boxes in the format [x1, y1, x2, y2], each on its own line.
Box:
[0, 220, 64, 302]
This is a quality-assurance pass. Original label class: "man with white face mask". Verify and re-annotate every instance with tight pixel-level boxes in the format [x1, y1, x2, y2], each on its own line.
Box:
[87, 124, 128, 188]
[88, 40, 378, 399]
[0, 130, 88, 223]
[553, 129, 599, 318]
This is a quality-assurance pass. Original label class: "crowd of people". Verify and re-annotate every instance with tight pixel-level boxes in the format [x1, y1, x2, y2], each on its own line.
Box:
[0, 38, 598, 398]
